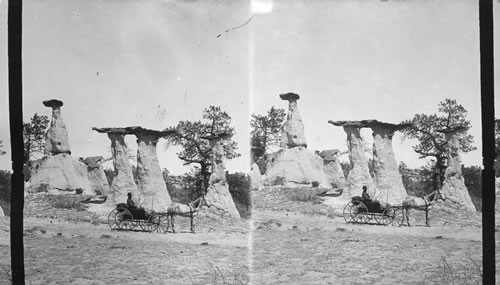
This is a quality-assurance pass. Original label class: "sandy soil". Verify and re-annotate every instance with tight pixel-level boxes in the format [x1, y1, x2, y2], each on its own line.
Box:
[0, 189, 488, 284]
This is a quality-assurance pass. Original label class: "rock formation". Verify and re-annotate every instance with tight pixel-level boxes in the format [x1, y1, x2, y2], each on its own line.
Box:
[82, 156, 110, 195]
[28, 153, 95, 195]
[363, 120, 409, 204]
[0, 206, 3, 217]
[250, 162, 263, 190]
[318, 149, 346, 189]
[439, 127, 476, 211]
[43, 99, 71, 155]
[93, 128, 140, 206]
[204, 134, 240, 218]
[263, 147, 329, 187]
[280, 93, 307, 148]
[132, 127, 176, 212]
[329, 121, 376, 198]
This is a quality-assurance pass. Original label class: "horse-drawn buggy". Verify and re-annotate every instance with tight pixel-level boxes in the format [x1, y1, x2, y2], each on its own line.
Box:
[107, 203, 169, 233]
[343, 196, 403, 226]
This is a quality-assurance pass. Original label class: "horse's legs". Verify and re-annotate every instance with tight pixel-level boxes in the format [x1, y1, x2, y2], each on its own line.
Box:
[190, 214, 195, 233]
[425, 208, 430, 227]
[170, 215, 176, 233]
[405, 208, 411, 227]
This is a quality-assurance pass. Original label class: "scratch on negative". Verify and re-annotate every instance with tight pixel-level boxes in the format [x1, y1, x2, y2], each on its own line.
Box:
[217, 16, 254, 38]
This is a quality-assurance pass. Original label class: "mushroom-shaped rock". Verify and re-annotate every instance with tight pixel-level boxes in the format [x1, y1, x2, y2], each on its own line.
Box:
[83, 156, 110, 195]
[280, 92, 307, 149]
[439, 127, 476, 211]
[361, 120, 410, 204]
[204, 135, 240, 218]
[44, 99, 71, 155]
[131, 128, 175, 212]
[328, 121, 376, 198]
[92, 127, 140, 205]
[318, 149, 346, 188]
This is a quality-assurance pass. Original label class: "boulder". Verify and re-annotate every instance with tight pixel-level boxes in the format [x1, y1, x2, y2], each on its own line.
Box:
[318, 149, 346, 188]
[43, 99, 71, 155]
[440, 127, 476, 211]
[204, 135, 240, 218]
[82, 156, 110, 195]
[27, 153, 95, 195]
[133, 128, 175, 212]
[279, 93, 307, 148]
[93, 128, 140, 206]
[249, 162, 263, 190]
[329, 121, 376, 198]
[264, 147, 329, 187]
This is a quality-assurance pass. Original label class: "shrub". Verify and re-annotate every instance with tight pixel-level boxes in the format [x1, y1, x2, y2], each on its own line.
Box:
[48, 195, 87, 211]
[0, 170, 10, 216]
[227, 172, 251, 219]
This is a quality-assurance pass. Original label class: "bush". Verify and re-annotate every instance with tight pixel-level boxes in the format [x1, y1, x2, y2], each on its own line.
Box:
[227, 172, 251, 219]
[48, 195, 87, 211]
[0, 170, 10, 216]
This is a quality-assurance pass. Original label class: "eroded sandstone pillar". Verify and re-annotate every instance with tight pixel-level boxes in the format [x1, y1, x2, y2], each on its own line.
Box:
[329, 121, 376, 198]
[205, 134, 240, 218]
[83, 156, 110, 195]
[369, 122, 409, 204]
[135, 130, 173, 212]
[43, 99, 71, 155]
[318, 149, 346, 189]
[440, 127, 476, 211]
[280, 93, 307, 149]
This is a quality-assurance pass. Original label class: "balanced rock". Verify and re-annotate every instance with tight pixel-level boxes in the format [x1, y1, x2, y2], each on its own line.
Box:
[43, 99, 71, 155]
[82, 156, 110, 195]
[364, 120, 409, 204]
[93, 128, 140, 206]
[204, 134, 240, 218]
[132, 127, 175, 212]
[249, 162, 263, 190]
[318, 149, 346, 188]
[280, 93, 307, 149]
[439, 127, 476, 211]
[329, 121, 376, 198]
[264, 147, 329, 187]
[28, 153, 95, 195]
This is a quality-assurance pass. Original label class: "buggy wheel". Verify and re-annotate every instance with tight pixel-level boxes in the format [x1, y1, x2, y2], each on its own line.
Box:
[354, 202, 369, 224]
[343, 202, 358, 224]
[138, 219, 149, 232]
[108, 209, 123, 230]
[378, 207, 396, 226]
[391, 208, 403, 226]
[119, 208, 136, 230]
[155, 214, 170, 233]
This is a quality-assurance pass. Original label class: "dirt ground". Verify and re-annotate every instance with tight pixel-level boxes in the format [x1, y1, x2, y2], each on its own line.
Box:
[0, 189, 488, 284]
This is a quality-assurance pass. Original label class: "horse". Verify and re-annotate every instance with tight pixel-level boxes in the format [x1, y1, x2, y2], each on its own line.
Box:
[166, 196, 208, 233]
[401, 190, 446, 227]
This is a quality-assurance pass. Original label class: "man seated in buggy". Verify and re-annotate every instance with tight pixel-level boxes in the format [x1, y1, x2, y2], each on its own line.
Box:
[360, 185, 382, 212]
[124, 193, 147, 219]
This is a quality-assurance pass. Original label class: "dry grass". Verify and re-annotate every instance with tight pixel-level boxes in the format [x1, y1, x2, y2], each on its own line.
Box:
[211, 265, 249, 285]
[438, 258, 482, 285]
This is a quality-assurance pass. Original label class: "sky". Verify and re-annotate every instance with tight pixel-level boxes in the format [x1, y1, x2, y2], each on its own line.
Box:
[0, 0, 498, 174]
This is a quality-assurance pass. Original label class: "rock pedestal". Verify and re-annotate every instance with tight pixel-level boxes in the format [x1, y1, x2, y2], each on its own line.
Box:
[279, 93, 307, 149]
[329, 121, 376, 198]
[365, 121, 409, 204]
[264, 147, 329, 187]
[82, 156, 110, 195]
[249, 162, 263, 190]
[318, 149, 346, 188]
[93, 128, 140, 206]
[204, 134, 240, 218]
[133, 128, 175, 212]
[28, 153, 95, 195]
[440, 127, 476, 211]
[43, 99, 71, 155]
